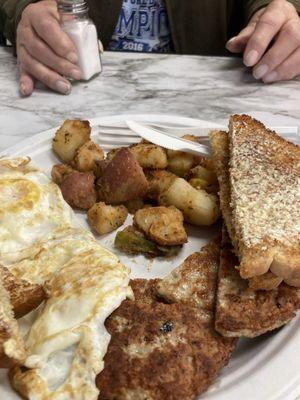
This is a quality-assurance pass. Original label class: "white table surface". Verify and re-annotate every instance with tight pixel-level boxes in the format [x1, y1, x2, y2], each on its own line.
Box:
[0, 47, 300, 152]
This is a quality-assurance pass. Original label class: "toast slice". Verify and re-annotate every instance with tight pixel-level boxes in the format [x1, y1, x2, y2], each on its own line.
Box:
[97, 242, 236, 400]
[0, 267, 26, 368]
[228, 115, 300, 281]
[210, 128, 283, 290]
[215, 228, 300, 338]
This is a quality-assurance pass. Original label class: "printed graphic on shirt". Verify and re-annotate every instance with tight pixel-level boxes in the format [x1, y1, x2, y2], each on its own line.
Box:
[108, 0, 173, 53]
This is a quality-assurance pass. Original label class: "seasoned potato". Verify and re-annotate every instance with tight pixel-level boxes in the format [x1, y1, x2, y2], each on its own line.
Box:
[187, 165, 217, 184]
[87, 202, 128, 235]
[129, 143, 167, 169]
[159, 177, 220, 226]
[52, 119, 91, 163]
[146, 169, 177, 200]
[72, 140, 104, 172]
[97, 148, 149, 205]
[93, 159, 109, 179]
[60, 171, 97, 210]
[51, 164, 75, 185]
[134, 206, 187, 246]
[124, 198, 145, 214]
[167, 152, 195, 177]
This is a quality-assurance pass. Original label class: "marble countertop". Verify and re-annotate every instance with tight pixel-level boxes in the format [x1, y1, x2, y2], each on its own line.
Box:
[0, 46, 300, 152]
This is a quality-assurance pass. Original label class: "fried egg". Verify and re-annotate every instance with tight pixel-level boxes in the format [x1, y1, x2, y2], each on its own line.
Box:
[11, 247, 131, 400]
[0, 157, 132, 399]
[0, 157, 74, 265]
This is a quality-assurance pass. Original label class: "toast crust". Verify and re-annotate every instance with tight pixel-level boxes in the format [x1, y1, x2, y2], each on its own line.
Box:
[0, 267, 26, 368]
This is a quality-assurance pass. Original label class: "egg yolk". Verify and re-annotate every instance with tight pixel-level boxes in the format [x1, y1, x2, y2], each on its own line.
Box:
[0, 179, 40, 212]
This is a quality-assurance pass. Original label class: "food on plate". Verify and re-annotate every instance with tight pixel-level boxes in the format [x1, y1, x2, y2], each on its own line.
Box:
[167, 149, 195, 177]
[0, 267, 26, 369]
[51, 163, 75, 185]
[11, 247, 130, 400]
[72, 140, 105, 172]
[215, 228, 300, 338]
[0, 158, 131, 400]
[159, 177, 220, 226]
[114, 226, 181, 257]
[156, 240, 220, 313]
[1, 266, 45, 319]
[145, 169, 177, 200]
[124, 198, 145, 214]
[129, 142, 168, 169]
[187, 164, 218, 184]
[87, 202, 128, 235]
[133, 206, 187, 246]
[210, 115, 300, 286]
[97, 148, 149, 204]
[52, 119, 91, 163]
[97, 242, 236, 400]
[60, 170, 97, 210]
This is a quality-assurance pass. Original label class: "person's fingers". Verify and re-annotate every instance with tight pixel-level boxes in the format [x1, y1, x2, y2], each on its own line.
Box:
[226, 23, 256, 53]
[18, 45, 72, 94]
[19, 70, 34, 97]
[243, 6, 286, 67]
[226, 7, 264, 53]
[262, 46, 300, 83]
[20, 25, 82, 79]
[253, 19, 300, 79]
[23, 2, 78, 62]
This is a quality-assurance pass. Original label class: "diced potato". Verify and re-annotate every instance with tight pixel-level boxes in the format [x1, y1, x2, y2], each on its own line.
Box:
[129, 143, 167, 169]
[187, 165, 217, 184]
[124, 198, 145, 214]
[189, 178, 209, 190]
[146, 169, 177, 200]
[60, 171, 97, 210]
[87, 202, 128, 235]
[97, 148, 149, 204]
[167, 152, 195, 177]
[51, 164, 75, 185]
[72, 140, 104, 172]
[134, 206, 187, 246]
[159, 177, 220, 226]
[52, 119, 91, 163]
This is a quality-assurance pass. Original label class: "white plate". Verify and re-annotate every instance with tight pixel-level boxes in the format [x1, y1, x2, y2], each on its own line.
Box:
[0, 114, 299, 400]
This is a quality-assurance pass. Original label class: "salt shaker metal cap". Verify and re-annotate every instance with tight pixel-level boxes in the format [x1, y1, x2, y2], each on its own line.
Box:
[58, 0, 102, 81]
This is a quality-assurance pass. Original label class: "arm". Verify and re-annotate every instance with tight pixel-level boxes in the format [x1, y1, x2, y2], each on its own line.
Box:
[227, 0, 300, 82]
[0, 0, 37, 47]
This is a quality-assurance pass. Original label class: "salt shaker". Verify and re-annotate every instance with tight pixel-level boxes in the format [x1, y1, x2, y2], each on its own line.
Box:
[58, 0, 102, 81]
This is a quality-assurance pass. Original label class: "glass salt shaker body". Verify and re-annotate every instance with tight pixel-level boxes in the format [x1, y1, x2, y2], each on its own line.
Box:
[58, 0, 102, 81]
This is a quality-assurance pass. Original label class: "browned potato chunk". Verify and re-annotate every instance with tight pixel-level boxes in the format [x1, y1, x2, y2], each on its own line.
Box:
[146, 169, 177, 200]
[167, 151, 195, 177]
[52, 119, 91, 163]
[51, 164, 75, 185]
[129, 143, 167, 169]
[87, 202, 128, 235]
[60, 171, 97, 210]
[159, 177, 220, 226]
[133, 206, 187, 246]
[97, 148, 149, 204]
[72, 140, 104, 172]
[124, 198, 145, 214]
[187, 165, 217, 184]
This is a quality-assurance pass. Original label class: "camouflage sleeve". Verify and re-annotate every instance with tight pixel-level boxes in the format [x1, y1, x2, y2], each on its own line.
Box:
[0, 0, 39, 47]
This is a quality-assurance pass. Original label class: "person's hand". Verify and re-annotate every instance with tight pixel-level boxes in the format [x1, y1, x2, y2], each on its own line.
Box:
[17, 0, 82, 96]
[226, 0, 300, 83]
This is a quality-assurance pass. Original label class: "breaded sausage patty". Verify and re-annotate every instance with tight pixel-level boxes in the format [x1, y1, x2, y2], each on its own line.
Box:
[97, 241, 236, 400]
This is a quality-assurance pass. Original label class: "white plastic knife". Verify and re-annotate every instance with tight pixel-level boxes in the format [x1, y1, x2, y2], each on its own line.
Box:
[126, 120, 211, 156]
